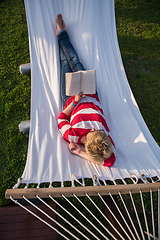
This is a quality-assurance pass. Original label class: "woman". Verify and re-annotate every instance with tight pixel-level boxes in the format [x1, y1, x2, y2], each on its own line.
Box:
[56, 14, 115, 167]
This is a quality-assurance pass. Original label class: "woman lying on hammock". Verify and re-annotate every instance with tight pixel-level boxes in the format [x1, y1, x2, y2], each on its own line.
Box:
[56, 14, 116, 167]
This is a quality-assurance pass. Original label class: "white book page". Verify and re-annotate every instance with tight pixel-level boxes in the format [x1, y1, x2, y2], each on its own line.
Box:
[81, 70, 96, 94]
[65, 72, 81, 95]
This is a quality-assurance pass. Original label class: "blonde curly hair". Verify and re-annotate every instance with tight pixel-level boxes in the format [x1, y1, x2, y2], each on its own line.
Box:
[85, 131, 113, 162]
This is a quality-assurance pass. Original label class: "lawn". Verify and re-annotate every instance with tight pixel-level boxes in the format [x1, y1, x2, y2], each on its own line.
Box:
[0, 0, 30, 205]
[0, 0, 160, 212]
[115, 0, 160, 145]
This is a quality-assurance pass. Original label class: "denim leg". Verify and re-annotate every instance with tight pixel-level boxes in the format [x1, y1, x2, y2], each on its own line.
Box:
[58, 30, 85, 72]
[59, 43, 72, 107]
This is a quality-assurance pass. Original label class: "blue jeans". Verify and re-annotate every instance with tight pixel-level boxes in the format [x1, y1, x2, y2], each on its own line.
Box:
[58, 30, 85, 106]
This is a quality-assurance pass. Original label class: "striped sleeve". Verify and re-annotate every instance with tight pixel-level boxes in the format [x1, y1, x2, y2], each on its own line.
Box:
[58, 112, 88, 143]
[57, 113, 71, 141]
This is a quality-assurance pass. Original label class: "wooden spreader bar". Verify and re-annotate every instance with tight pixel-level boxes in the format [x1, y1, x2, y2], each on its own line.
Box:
[5, 182, 160, 199]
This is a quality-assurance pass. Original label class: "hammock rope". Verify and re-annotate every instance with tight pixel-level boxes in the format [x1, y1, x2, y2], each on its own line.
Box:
[102, 192, 135, 240]
[23, 195, 79, 240]
[62, 193, 109, 240]
[8, 180, 160, 240]
[10, 196, 70, 240]
[36, 195, 89, 240]
[150, 189, 156, 240]
[49, 194, 96, 240]
[118, 191, 141, 240]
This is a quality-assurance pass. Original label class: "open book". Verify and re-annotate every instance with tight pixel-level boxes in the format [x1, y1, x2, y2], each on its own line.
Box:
[65, 70, 96, 96]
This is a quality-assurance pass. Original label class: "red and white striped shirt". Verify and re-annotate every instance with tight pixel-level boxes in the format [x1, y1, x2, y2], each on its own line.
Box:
[58, 94, 116, 166]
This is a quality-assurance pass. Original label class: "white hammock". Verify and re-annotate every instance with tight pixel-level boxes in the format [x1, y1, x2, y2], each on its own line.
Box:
[14, 0, 160, 187]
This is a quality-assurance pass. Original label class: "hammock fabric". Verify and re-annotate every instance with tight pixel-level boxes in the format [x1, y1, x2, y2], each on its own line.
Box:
[21, 0, 160, 185]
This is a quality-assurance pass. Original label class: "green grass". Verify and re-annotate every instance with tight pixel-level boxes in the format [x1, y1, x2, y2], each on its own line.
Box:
[0, 0, 160, 212]
[115, 0, 160, 143]
[0, 0, 30, 205]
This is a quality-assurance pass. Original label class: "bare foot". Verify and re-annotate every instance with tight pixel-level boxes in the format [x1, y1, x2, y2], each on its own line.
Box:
[55, 14, 65, 36]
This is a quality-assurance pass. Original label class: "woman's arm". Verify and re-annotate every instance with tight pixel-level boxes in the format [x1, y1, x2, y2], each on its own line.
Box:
[69, 142, 104, 165]
[62, 101, 75, 116]
[63, 92, 84, 116]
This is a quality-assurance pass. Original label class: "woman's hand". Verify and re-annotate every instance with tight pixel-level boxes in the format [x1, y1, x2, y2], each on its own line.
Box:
[69, 142, 104, 165]
[69, 142, 82, 155]
[63, 92, 84, 116]
[74, 92, 84, 103]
